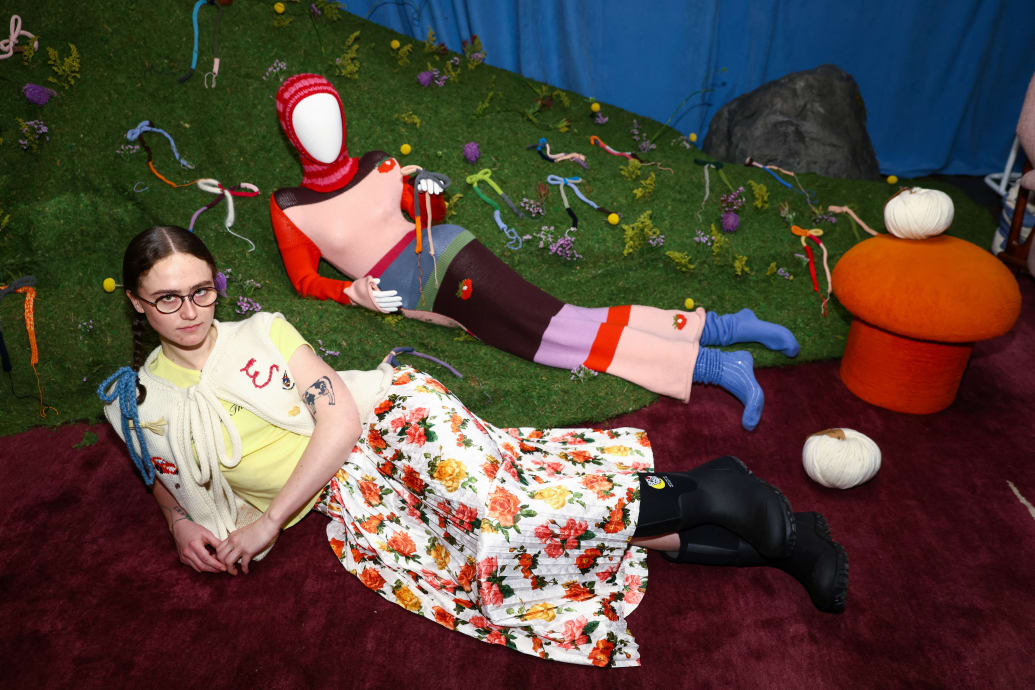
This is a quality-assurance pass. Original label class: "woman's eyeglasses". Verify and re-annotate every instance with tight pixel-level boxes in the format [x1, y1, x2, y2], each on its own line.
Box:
[136, 287, 218, 314]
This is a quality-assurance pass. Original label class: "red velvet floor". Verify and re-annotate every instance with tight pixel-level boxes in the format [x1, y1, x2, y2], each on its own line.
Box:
[2, 276, 1033, 688]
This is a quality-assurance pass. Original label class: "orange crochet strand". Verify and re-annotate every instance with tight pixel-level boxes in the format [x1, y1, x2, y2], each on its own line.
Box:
[147, 160, 200, 189]
[14, 286, 58, 417]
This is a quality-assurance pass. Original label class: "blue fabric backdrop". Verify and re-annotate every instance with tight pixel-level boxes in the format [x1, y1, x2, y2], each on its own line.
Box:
[344, 0, 1035, 178]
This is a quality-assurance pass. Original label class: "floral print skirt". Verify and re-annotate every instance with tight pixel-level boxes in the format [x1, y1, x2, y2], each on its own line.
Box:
[314, 367, 653, 667]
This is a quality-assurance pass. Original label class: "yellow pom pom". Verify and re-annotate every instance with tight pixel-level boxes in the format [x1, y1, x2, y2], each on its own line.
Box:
[684, 297, 695, 310]
[390, 40, 401, 50]
[590, 102, 601, 113]
[887, 174, 899, 185]
[689, 132, 698, 143]
[273, 2, 285, 14]
[607, 212, 620, 225]
[102, 278, 117, 293]
[400, 144, 412, 155]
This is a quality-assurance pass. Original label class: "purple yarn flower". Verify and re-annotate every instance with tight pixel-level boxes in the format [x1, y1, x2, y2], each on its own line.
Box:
[214, 271, 228, 296]
[417, 70, 435, 87]
[721, 211, 740, 233]
[23, 83, 57, 105]
[463, 141, 481, 163]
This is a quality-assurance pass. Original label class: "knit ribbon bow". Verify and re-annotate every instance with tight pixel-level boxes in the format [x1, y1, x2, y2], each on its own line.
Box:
[791, 225, 832, 316]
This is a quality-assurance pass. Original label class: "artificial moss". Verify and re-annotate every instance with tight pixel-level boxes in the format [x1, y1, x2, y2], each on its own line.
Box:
[0, 1, 995, 436]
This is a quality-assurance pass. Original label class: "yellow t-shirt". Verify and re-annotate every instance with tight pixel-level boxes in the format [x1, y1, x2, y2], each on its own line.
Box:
[149, 317, 319, 528]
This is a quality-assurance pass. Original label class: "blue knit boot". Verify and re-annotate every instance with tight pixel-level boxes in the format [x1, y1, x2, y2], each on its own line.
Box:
[701, 309, 800, 357]
[693, 347, 764, 431]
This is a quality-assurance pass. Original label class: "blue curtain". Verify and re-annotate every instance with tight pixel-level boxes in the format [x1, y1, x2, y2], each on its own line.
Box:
[344, 0, 1035, 177]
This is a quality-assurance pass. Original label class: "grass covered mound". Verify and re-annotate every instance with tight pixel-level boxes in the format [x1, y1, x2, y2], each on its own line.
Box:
[0, 2, 995, 437]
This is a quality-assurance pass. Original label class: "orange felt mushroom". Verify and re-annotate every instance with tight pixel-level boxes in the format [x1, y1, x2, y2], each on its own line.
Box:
[832, 234, 1021, 414]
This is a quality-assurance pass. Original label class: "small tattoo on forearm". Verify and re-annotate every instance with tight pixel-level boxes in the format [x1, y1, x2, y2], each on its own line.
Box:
[302, 375, 336, 417]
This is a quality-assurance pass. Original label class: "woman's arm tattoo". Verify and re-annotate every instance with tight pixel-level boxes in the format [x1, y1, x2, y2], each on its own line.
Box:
[164, 504, 192, 531]
[302, 375, 336, 417]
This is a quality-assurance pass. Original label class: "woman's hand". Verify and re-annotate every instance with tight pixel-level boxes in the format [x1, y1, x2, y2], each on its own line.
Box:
[171, 519, 227, 574]
[215, 513, 280, 575]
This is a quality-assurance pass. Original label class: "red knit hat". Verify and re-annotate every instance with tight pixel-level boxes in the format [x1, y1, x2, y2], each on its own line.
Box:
[276, 73, 359, 192]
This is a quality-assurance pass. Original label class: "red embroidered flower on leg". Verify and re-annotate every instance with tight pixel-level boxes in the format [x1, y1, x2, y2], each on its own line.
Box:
[457, 278, 473, 300]
[673, 313, 687, 330]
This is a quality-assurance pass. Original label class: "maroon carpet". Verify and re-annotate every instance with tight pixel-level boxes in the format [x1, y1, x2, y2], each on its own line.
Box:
[3, 276, 1033, 689]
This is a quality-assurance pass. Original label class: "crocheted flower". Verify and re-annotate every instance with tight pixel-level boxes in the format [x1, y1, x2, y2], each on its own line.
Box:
[463, 141, 481, 164]
[417, 70, 435, 87]
[22, 83, 56, 105]
[214, 271, 228, 296]
[721, 211, 740, 233]
[457, 278, 473, 300]
[673, 313, 687, 330]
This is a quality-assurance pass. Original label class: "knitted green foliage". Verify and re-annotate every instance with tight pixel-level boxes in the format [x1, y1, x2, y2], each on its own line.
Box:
[314, 0, 343, 21]
[733, 255, 750, 276]
[47, 43, 80, 89]
[424, 27, 439, 53]
[445, 193, 464, 220]
[463, 35, 485, 69]
[632, 172, 656, 201]
[395, 43, 414, 66]
[665, 251, 696, 273]
[21, 35, 38, 65]
[442, 55, 461, 85]
[474, 78, 502, 116]
[621, 210, 661, 256]
[273, 15, 294, 28]
[710, 223, 730, 262]
[332, 31, 361, 79]
[395, 111, 422, 128]
[619, 159, 642, 181]
[748, 180, 769, 210]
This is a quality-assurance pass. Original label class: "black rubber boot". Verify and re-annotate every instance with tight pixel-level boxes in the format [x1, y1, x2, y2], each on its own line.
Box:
[662, 512, 850, 614]
[636, 455, 795, 559]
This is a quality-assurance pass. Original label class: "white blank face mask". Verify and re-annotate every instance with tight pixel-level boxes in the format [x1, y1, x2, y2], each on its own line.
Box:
[291, 93, 343, 164]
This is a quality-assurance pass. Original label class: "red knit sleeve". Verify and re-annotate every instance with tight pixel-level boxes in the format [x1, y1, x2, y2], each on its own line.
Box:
[269, 196, 353, 305]
[400, 176, 447, 224]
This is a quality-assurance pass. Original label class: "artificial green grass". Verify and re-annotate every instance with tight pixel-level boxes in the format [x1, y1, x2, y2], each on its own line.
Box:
[0, 2, 996, 437]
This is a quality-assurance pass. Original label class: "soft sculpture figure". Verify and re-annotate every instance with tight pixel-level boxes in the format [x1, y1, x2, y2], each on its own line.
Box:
[270, 74, 801, 430]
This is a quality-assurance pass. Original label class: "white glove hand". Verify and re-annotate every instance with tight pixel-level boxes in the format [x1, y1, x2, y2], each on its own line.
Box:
[415, 171, 450, 196]
[370, 278, 402, 313]
[416, 178, 444, 195]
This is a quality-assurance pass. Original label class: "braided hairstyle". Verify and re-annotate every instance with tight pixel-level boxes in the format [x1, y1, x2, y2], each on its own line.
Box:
[123, 226, 218, 401]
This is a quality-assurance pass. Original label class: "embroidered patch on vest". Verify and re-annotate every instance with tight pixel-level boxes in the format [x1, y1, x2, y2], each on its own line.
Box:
[152, 457, 177, 475]
[643, 474, 667, 489]
[241, 358, 280, 388]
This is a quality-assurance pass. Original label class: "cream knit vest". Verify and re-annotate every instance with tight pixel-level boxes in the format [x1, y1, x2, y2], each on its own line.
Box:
[103, 312, 314, 546]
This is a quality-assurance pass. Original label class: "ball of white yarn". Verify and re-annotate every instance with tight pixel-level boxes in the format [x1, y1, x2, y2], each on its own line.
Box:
[802, 428, 881, 489]
[883, 186, 955, 239]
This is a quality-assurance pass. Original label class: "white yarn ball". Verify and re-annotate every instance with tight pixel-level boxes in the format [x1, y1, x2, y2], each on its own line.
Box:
[883, 186, 955, 239]
[802, 428, 881, 489]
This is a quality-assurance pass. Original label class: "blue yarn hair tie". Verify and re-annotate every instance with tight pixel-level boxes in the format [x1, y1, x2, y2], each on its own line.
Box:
[97, 367, 155, 486]
[126, 120, 194, 169]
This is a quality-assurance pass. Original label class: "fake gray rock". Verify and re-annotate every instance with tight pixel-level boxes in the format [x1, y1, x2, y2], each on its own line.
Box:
[702, 64, 880, 179]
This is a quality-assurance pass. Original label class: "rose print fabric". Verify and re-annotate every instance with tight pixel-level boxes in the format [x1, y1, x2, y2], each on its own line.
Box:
[315, 367, 653, 667]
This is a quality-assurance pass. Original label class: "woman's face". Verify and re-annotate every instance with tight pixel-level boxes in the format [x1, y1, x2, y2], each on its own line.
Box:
[127, 252, 217, 353]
